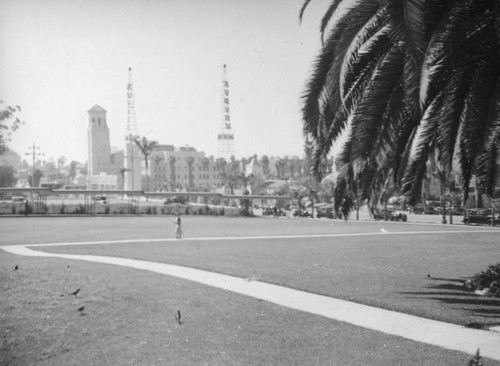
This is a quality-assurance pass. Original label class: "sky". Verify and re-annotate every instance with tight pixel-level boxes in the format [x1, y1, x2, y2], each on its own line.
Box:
[1, 0, 332, 164]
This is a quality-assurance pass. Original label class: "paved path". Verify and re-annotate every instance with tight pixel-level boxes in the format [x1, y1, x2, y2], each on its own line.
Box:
[3, 239, 500, 361]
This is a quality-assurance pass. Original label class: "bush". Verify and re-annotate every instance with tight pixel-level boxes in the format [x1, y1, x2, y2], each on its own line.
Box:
[60, 204, 66, 214]
[465, 262, 500, 298]
[468, 349, 483, 366]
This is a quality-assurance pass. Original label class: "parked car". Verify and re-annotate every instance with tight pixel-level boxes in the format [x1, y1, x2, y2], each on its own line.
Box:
[390, 211, 408, 222]
[316, 208, 342, 219]
[263, 207, 274, 216]
[95, 195, 107, 204]
[375, 208, 407, 221]
[293, 209, 312, 218]
[463, 209, 495, 225]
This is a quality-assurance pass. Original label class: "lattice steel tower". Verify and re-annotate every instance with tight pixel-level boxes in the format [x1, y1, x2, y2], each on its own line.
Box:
[123, 67, 142, 190]
[216, 64, 235, 160]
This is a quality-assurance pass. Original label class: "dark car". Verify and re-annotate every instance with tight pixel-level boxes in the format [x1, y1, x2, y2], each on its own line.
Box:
[463, 209, 495, 225]
[293, 209, 311, 218]
[317, 208, 342, 219]
[390, 211, 408, 222]
[375, 208, 407, 221]
[95, 195, 107, 204]
[263, 207, 274, 216]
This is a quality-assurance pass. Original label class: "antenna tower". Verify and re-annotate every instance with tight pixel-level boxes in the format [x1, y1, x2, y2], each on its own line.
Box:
[126, 67, 139, 140]
[124, 67, 142, 190]
[216, 64, 235, 160]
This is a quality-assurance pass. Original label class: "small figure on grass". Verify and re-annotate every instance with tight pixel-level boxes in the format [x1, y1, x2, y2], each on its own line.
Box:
[174, 215, 182, 239]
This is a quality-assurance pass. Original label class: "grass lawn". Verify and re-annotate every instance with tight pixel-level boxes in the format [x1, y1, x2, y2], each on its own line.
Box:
[1, 216, 499, 365]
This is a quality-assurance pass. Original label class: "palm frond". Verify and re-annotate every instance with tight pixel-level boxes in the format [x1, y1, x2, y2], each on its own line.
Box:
[420, 0, 474, 110]
[320, 0, 347, 43]
[299, 0, 313, 23]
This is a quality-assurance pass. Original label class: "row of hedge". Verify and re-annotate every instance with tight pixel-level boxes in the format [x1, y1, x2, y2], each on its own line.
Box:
[0, 202, 241, 216]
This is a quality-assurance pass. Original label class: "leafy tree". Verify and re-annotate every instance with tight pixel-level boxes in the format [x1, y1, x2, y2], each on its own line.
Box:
[0, 101, 24, 155]
[0, 165, 17, 187]
[69, 161, 78, 180]
[28, 169, 43, 187]
[301, 0, 500, 216]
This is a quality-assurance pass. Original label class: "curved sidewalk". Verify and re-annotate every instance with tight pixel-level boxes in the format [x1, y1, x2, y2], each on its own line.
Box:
[2, 244, 500, 361]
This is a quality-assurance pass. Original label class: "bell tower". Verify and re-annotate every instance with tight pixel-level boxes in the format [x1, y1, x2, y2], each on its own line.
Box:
[87, 105, 111, 177]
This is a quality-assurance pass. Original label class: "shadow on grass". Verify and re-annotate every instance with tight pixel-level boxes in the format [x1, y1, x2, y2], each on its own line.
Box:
[399, 277, 500, 327]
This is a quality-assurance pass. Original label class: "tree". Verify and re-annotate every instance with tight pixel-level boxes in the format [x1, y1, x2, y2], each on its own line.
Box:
[0, 101, 24, 155]
[29, 169, 43, 188]
[132, 136, 158, 191]
[69, 161, 78, 180]
[168, 156, 177, 190]
[301, 0, 500, 216]
[118, 167, 130, 190]
[186, 156, 194, 190]
[0, 165, 17, 187]
[260, 155, 270, 176]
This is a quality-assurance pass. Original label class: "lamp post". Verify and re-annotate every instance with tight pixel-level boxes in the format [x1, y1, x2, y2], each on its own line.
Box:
[25, 143, 44, 188]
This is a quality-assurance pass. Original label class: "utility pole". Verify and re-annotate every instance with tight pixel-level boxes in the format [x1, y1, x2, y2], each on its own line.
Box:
[26, 143, 44, 187]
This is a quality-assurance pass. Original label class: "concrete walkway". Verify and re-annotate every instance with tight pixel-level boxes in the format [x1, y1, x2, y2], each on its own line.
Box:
[2, 243, 500, 362]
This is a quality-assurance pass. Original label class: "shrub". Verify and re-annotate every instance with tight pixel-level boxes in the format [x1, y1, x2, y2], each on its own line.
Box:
[60, 204, 66, 214]
[466, 263, 500, 298]
[468, 349, 483, 366]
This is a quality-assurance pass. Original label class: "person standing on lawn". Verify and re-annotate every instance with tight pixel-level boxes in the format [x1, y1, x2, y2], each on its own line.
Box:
[174, 215, 182, 239]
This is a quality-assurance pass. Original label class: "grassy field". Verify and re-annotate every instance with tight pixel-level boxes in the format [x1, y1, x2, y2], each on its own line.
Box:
[1, 216, 499, 365]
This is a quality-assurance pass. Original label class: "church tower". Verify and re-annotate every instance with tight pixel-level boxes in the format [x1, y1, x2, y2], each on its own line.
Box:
[216, 64, 235, 160]
[87, 105, 111, 176]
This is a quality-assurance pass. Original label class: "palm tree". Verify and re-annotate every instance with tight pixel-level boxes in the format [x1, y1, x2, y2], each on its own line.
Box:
[301, 0, 500, 216]
[132, 136, 158, 192]
[118, 167, 130, 190]
[153, 155, 165, 191]
[186, 156, 194, 190]
[168, 156, 176, 191]
[260, 155, 270, 176]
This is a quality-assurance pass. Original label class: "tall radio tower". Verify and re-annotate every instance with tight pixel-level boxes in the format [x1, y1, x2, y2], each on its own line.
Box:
[123, 67, 142, 190]
[216, 64, 235, 160]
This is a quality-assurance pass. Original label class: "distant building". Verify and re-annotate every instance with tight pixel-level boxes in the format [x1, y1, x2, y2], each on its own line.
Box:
[86, 105, 118, 190]
[149, 145, 222, 192]
[87, 105, 112, 175]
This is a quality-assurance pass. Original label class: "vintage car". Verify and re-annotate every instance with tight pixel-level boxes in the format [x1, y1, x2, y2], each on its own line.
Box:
[463, 209, 497, 225]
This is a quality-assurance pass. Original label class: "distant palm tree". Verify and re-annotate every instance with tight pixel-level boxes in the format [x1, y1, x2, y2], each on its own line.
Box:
[132, 136, 158, 192]
[301, 0, 500, 215]
[118, 167, 130, 190]
[168, 156, 176, 190]
[260, 155, 270, 176]
[186, 156, 195, 190]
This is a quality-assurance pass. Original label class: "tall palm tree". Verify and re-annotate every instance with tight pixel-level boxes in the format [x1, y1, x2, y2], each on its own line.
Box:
[168, 156, 176, 191]
[118, 167, 130, 190]
[301, 0, 500, 215]
[260, 155, 270, 176]
[132, 136, 158, 192]
[186, 156, 194, 190]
